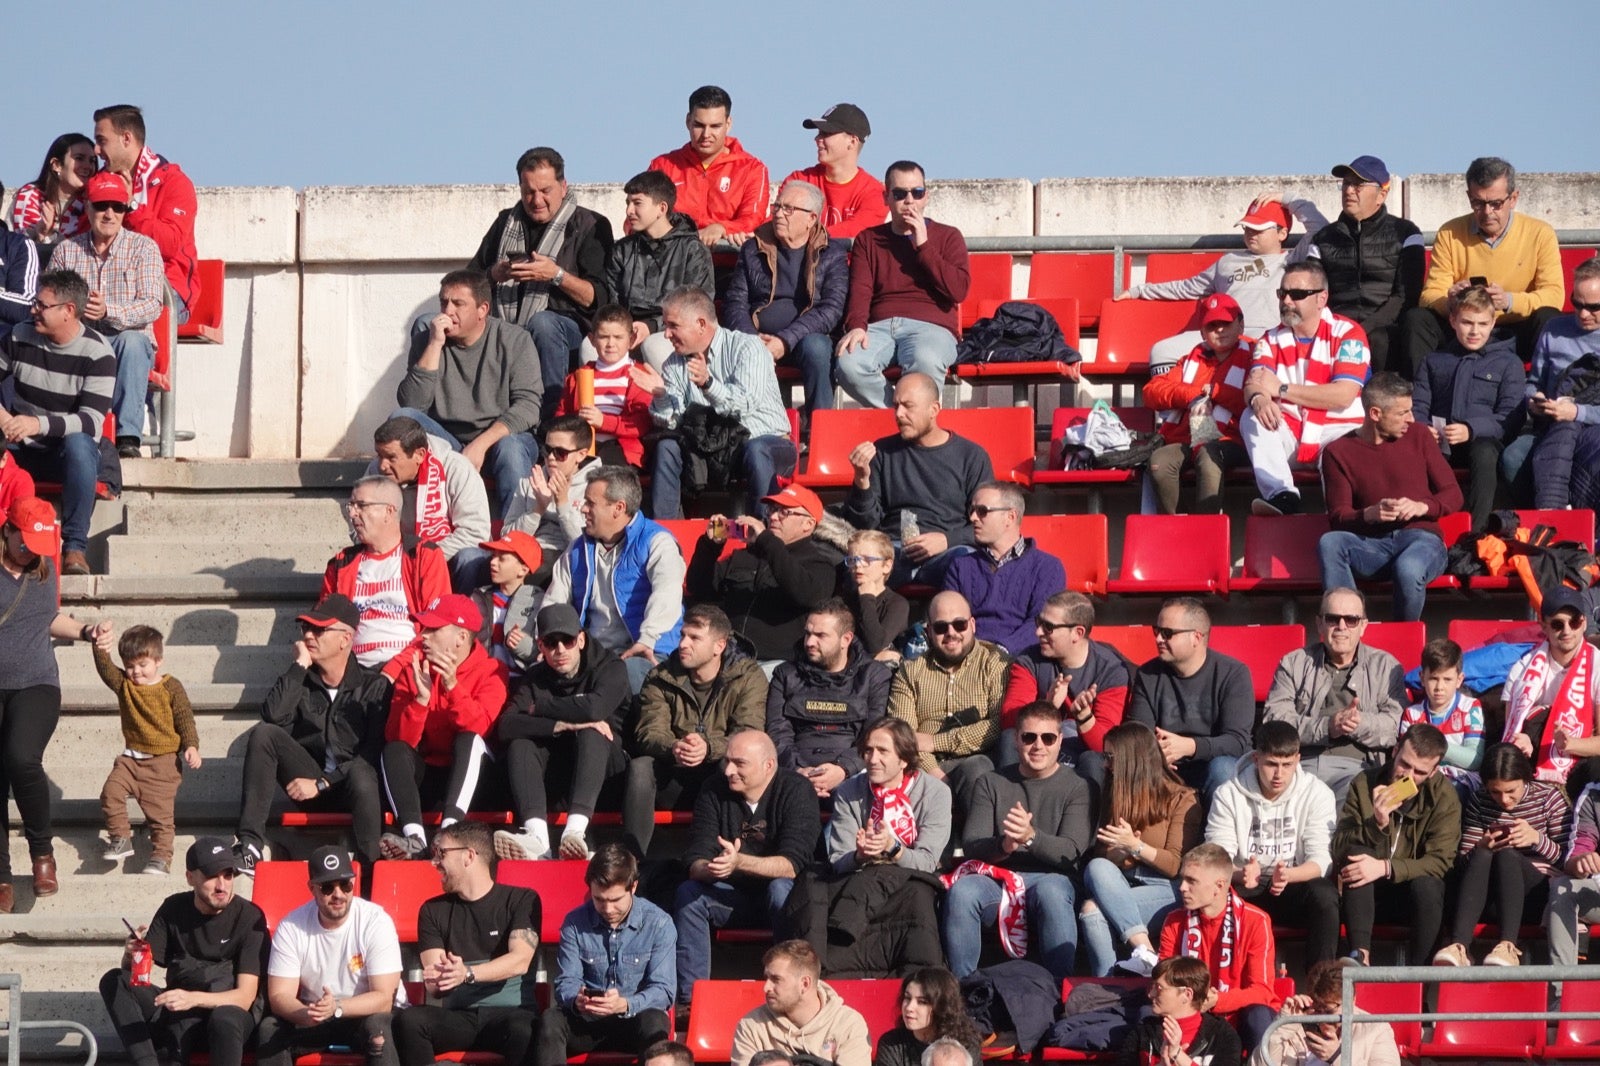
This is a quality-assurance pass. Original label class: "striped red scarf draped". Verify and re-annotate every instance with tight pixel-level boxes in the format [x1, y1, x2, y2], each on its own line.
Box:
[942, 861, 1028, 958]
[870, 772, 921, 848]
[1503, 641, 1598, 783]
[413, 449, 453, 545]
[1182, 889, 1241, 991]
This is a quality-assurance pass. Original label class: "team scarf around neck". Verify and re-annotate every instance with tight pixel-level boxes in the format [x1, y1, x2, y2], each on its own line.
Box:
[942, 861, 1027, 959]
[413, 448, 454, 545]
[870, 771, 921, 849]
[493, 197, 578, 325]
[126, 147, 164, 211]
[1503, 639, 1598, 782]
[1182, 889, 1242, 989]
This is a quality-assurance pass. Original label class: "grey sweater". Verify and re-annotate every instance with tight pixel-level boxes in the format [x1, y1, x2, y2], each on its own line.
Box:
[1127, 651, 1254, 763]
[826, 769, 952, 874]
[962, 765, 1093, 873]
[397, 317, 544, 440]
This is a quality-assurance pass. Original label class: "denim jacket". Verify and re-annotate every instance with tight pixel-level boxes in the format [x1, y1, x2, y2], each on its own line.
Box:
[553, 895, 676, 1015]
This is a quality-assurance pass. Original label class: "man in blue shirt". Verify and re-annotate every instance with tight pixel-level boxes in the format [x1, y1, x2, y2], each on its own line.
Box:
[538, 844, 675, 1066]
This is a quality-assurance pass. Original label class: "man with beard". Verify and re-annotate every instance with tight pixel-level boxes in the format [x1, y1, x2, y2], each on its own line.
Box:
[729, 941, 870, 1066]
[1002, 591, 1131, 769]
[1502, 588, 1600, 795]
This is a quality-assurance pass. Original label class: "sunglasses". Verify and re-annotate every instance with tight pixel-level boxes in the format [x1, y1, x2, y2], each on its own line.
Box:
[316, 879, 355, 895]
[1277, 287, 1325, 301]
[1574, 299, 1600, 314]
[1469, 196, 1510, 212]
[929, 618, 971, 636]
[968, 504, 1014, 519]
[844, 554, 887, 567]
[1547, 615, 1587, 632]
[889, 187, 927, 202]
[545, 444, 582, 460]
[1321, 613, 1366, 628]
[539, 633, 580, 650]
[1035, 616, 1079, 637]
[91, 200, 130, 214]
[1152, 626, 1198, 641]
[1020, 731, 1061, 746]
[430, 845, 469, 862]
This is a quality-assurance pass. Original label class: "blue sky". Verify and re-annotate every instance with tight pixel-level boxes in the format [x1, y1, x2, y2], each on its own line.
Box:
[4, 1, 1591, 190]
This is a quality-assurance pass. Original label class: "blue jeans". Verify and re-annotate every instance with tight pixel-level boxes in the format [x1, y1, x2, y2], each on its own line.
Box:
[888, 540, 974, 588]
[778, 333, 836, 415]
[9, 434, 100, 552]
[647, 434, 797, 520]
[1317, 527, 1447, 622]
[447, 546, 491, 593]
[105, 329, 155, 440]
[835, 317, 957, 408]
[390, 406, 536, 516]
[1079, 858, 1180, 976]
[1500, 432, 1536, 506]
[526, 311, 585, 420]
[672, 877, 794, 1005]
[942, 870, 1078, 981]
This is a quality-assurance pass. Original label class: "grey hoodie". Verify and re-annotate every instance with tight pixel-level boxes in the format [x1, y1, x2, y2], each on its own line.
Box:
[1207, 753, 1338, 883]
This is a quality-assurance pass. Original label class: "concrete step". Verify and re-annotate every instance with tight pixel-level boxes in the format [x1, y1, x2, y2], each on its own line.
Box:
[105, 537, 348, 579]
[42, 712, 256, 807]
[53, 602, 308, 647]
[58, 645, 289, 702]
[61, 682, 264, 715]
[122, 457, 368, 492]
[121, 495, 351, 542]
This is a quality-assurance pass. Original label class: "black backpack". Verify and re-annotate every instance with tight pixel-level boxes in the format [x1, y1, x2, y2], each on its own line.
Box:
[956, 301, 1082, 365]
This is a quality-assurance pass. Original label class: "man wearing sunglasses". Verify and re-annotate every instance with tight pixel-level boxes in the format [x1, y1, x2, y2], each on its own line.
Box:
[367, 415, 492, 593]
[257, 847, 404, 1066]
[834, 161, 970, 408]
[1404, 156, 1564, 375]
[943, 481, 1065, 655]
[1502, 587, 1600, 795]
[1002, 591, 1131, 767]
[49, 171, 164, 460]
[504, 414, 603, 576]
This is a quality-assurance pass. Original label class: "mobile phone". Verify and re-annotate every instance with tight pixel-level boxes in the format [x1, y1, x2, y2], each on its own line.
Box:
[583, 986, 607, 998]
[1387, 775, 1419, 804]
[1470, 275, 1488, 287]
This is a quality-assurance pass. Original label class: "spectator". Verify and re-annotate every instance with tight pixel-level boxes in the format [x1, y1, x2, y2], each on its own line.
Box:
[767, 601, 894, 798]
[942, 481, 1064, 654]
[94, 623, 198, 876]
[503, 414, 605, 578]
[1119, 956, 1242, 1066]
[1548, 780, 1600, 967]
[1501, 587, 1600, 795]
[835, 161, 970, 408]
[1319, 372, 1464, 621]
[492, 603, 629, 863]
[1122, 597, 1254, 797]
[641, 1041, 696, 1066]
[888, 590, 1009, 809]
[1157, 843, 1282, 1053]
[841, 373, 994, 586]
[943, 701, 1093, 981]
[98, 838, 266, 1066]
[785, 104, 887, 240]
[650, 86, 770, 247]
[872, 969, 982, 1066]
[469, 530, 544, 679]
[367, 415, 492, 592]
[1502, 256, 1600, 508]
[0, 184, 40, 333]
[1411, 285, 1525, 530]
[1250, 958, 1401, 1066]
[1079, 723, 1203, 977]
[1239, 260, 1369, 517]
[842, 528, 909, 663]
[394, 269, 543, 516]
[606, 171, 714, 372]
[554, 304, 654, 468]
[0, 450, 35, 513]
[378, 595, 508, 860]
[49, 172, 164, 459]
[723, 178, 849, 422]
[256, 846, 404, 1066]
[2, 269, 115, 574]
[467, 147, 613, 418]
[1400, 638, 1485, 787]
[393, 821, 540, 1066]
[10, 132, 95, 244]
[635, 287, 795, 520]
[673, 731, 822, 1009]
[321, 475, 450, 672]
[539, 844, 674, 1066]
[1333, 723, 1460, 965]
[1003, 590, 1132, 766]
[1141, 294, 1254, 515]
[1207, 720, 1341, 965]
[798, 717, 951, 976]
[688, 483, 844, 663]
[1433, 743, 1569, 968]
[233, 595, 389, 874]
[730, 940, 871, 1066]
[1404, 156, 1564, 373]
[1261, 588, 1407, 803]
[1306, 156, 1426, 375]
[92, 105, 201, 320]
[627, 605, 766, 854]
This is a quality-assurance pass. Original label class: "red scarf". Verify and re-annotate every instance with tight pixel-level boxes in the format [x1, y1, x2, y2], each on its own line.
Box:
[413, 449, 454, 545]
[870, 771, 921, 849]
[1182, 890, 1241, 991]
[1503, 641, 1598, 782]
[126, 147, 165, 211]
[942, 861, 1027, 958]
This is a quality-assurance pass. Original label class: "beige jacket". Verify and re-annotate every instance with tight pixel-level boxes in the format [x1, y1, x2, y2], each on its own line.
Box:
[730, 981, 871, 1066]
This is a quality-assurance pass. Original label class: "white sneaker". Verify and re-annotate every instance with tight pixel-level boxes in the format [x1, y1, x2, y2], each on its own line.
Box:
[494, 829, 550, 861]
[1117, 944, 1160, 977]
[558, 833, 593, 861]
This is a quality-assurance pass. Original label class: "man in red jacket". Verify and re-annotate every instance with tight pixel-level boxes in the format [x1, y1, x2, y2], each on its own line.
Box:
[92, 105, 199, 319]
[648, 86, 769, 248]
[379, 593, 508, 860]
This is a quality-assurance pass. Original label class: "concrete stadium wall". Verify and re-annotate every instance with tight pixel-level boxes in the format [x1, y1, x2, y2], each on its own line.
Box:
[7, 173, 1597, 459]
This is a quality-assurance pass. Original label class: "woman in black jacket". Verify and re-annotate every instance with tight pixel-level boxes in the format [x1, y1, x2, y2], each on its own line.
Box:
[874, 967, 983, 1066]
[1119, 956, 1240, 1066]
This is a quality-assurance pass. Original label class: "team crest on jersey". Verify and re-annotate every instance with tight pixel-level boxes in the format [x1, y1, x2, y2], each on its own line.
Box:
[1338, 339, 1366, 362]
[718, 176, 731, 193]
[349, 953, 366, 976]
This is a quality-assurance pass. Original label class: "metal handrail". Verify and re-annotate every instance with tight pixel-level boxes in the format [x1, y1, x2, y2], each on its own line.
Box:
[0, 973, 97, 1066]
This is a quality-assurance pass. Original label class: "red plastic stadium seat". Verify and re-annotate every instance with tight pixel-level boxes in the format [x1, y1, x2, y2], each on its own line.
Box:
[1028, 252, 1129, 330]
[1094, 625, 1158, 667]
[1142, 252, 1223, 284]
[1231, 514, 1332, 594]
[1035, 407, 1155, 490]
[1086, 299, 1196, 377]
[1209, 625, 1306, 702]
[686, 980, 767, 1062]
[252, 860, 363, 935]
[495, 859, 589, 947]
[1106, 515, 1231, 595]
[369, 860, 443, 943]
[1549, 979, 1600, 1059]
[1416, 979, 1545, 1059]
[1447, 618, 1539, 651]
[832, 980, 905, 1045]
[1564, 248, 1600, 312]
[1362, 621, 1426, 675]
[941, 407, 1035, 487]
[797, 409, 898, 488]
[177, 259, 226, 342]
[1022, 514, 1109, 597]
[1353, 980, 1422, 1059]
[959, 253, 1015, 331]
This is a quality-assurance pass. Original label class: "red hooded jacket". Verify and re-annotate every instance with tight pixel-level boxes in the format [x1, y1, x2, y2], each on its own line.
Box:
[123, 150, 200, 310]
[385, 640, 508, 766]
[649, 137, 770, 235]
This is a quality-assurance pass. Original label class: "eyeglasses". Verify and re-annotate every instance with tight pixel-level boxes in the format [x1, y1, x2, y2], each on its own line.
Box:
[1340, 178, 1380, 190]
[91, 201, 130, 214]
[844, 554, 887, 567]
[1019, 731, 1061, 747]
[345, 500, 394, 513]
[1469, 196, 1511, 212]
[1035, 616, 1080, 637]
[539, 633, 580, 650]
[889, 187, 927, 202]
[1320, 613, 1366, 628]
[1277, 288, 1325, 301]
[929, 618, 971, 636]
[430, 845, 469, 862]
[1573, 299, 1600, 314]
[968, 504, 1014, 519]
[545, 444, 582, 461]
[771, 507, 812, 521]
[1152, 626, 1198, 641]
[1547, 615, 1588, 632]
[30, 299, 66, 312]
[316, 879, 354, 895]
[772, 203, 816, 216]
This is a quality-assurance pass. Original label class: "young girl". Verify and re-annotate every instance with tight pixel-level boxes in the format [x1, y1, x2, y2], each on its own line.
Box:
[10, 133, 95, 244]
[843, 528, 908, 663]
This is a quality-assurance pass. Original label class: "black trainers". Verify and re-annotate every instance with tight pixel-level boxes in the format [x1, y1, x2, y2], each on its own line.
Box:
[1251, 491, 1301, 517]
[233, 841, 262, 876]
[116, 437, 143, 460]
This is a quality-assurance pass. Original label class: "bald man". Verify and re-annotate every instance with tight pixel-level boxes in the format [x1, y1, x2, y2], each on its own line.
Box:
[841, 374, 994, 587]
[672, 731, 822, 1011]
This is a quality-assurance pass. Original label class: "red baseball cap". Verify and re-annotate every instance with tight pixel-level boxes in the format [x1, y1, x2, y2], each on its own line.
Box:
[479, 529, 543, 572]
[85, 171, 130, 205]
[415, 594, 483, 631]
[1235, 201, 1291, 231]
[1199, 294, 1244, 326]
[5, 497, 58, 556]
[762, 484, 823, 521]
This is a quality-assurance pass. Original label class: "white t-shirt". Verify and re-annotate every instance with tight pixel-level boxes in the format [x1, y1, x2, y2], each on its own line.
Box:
[350, 547, 414, 667]
[267, 897, 407, 1006]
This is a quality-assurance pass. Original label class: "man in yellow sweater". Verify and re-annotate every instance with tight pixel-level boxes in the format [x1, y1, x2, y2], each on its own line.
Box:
[1401, 156, 1564, 376]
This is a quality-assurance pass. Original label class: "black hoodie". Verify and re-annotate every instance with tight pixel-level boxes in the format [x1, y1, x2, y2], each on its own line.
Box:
[605, 212, 715, 332]
[496, 641, 631, 743]
[765, 641, 894, 774]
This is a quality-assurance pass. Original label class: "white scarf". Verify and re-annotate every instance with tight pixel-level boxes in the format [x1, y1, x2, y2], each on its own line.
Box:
[1503, 641, 1598, 782]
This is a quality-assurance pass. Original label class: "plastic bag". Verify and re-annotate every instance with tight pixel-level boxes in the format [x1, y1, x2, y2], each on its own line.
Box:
[1188, 396, 1221, 446]
[1060, 400, 1132, 458]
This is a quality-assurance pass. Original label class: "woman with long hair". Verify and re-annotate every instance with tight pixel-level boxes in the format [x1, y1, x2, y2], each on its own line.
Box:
[10, 133, 96, 244]
[1079, 721, 1203, 976]
[874, 967, 982, 1066]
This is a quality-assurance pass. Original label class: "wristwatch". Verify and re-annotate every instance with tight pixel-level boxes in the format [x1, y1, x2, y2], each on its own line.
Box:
[1277, 383, 1289, 398]
[464, 966, 477, 985]
[552, 268, 566, 287]
[332, 1003, 344, 1020]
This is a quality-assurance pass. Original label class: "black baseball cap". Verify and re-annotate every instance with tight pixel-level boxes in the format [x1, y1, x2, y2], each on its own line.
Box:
[803, 103, 870, 140]
[537, 602, 583, 640]
[186, 836, 238, 877]
[298, 594, 360, 631]
[307, 845, 356, 884]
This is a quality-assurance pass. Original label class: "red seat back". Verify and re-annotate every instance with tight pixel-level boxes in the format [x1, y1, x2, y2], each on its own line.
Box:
[797, 409, 898, 487]
[959, 254, 1014, 331]
[1425, 979, 1546, 1056]
[370, 860, 443, 943]
[686, 980, 767, 1061]
[1094, 624, 1157, 667]
[1518, 507, 1598, 550]
[1240, 514, 1332, 582]
[974, 296, 1082, 348]
[830, 979, 905, 1044]
[1447, 618, 1539, 651]
[252, 859, 365, 935]
[1089, 299, 1197, 374]
[1022, 514, 1109, 597]
[495, 859, 591, 948]
[177, 259, 226, 339]
[1556, 978, 1600, 1051]
[1113, 514, 1231, 594]
[1142, 252, 1223, 284]
[1028, 253, 1128, 329]
[1362, 621, 1427, 675]
[1209, 625, 1307, 702]
[1046, 407, 1157, 470]
[1353, 980, 1422, 1057]
[940, 407, 1036, 487]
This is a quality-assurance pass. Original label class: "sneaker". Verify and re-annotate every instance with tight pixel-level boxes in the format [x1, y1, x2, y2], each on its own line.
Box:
[1251, 491, 1302, 517]
[232, 841, 262, 876]
[142, 858, 170, 876]
[1432, 942, 1471, 967]
[102, 836, 135, 862]
[493, 829, 550, 862]
[558, 833, 592, 861]
[1344, 950, 1368, 966]
[379, 832, 427, 861]
[1485, 940, 1523, 967]
[1115, 944, 1160, 977]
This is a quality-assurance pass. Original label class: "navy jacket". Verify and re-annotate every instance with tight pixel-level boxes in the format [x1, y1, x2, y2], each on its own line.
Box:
[0, 229, 40, 327]
[1413, 335, 1526, 444]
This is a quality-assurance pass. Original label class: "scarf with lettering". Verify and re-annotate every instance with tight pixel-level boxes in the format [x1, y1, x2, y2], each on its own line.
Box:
[126, 147, 165, 212]
[942, 861, 1027, 958]
[1502, 640, 1598, 782]
[1181, 889, 1242, 991]
[870, 772, 921, 849]
[413, 448, 454, 546]
[492, 199, 578, 325]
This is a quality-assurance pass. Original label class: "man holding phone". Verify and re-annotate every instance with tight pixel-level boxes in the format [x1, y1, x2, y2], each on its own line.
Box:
[1332, 723, 1461, 964]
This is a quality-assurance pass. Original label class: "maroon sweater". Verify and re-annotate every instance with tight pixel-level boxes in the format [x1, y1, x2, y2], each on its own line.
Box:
[1321, 421, 1463, 539]
[843, 219, 970, 334]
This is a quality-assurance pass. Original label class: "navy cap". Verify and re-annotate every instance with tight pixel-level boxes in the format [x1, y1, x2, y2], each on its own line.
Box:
[1331, 155, 1391, 186]
[1541, 586, 1589, 622]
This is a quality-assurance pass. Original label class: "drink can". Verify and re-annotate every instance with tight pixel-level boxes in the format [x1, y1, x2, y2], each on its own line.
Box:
[130, 940, 152, 987]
